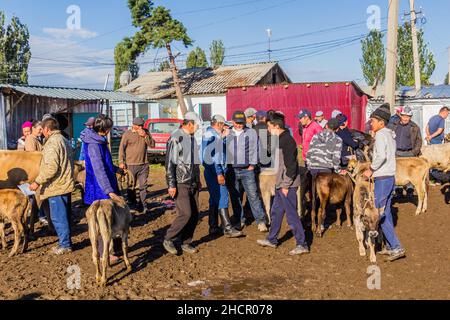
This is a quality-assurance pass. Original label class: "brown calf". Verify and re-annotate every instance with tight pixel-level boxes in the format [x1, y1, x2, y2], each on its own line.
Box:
[86, 197, 133, 287]
[312, 173, 353, 237]
[0, 189, 31, 257]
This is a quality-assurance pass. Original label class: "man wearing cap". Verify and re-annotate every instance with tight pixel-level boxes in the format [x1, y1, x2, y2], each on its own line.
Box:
[164, 112, 202, 255]
[336, 114, 359, 168]
[331, 109, 342, 119]
[315, 111, 328, 129]
[226, 111, 268, 232]
[254, 110, 272, 167]
[388, 106, 422, 158]
[297, 110, 323, 164]
[119, 117, 155, 213]
[244, 107, 257, 129]
[202, 115, 243, 238]
[425, 106, 449, 145]
[389, 107, 403, 125]
[364, 103, 406, 262]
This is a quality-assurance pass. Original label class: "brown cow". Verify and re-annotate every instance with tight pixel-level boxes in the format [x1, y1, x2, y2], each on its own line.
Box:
[348, 162, 383, 263]
[348, 157, 429, 216]
[86, 197, 132, 287]
[0, 151, 42, 189]
[0, 189, 31, 257]
[311, 173, 353, 237]
[421, 143, 450, 173]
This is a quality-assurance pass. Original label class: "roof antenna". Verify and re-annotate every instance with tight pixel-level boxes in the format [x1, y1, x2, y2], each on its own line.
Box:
[266, 29, 272, 62]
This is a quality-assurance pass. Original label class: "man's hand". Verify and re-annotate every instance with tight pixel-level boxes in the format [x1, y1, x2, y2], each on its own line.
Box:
[138, 128, 148, 138]
[217, 175, 226, 186]
[222, 128, 230, 138]
[425, 135, 431, 142]
[119, 163, 127, 171]
[339, 169, 347, 175]
[248, 165, 255, 171]
[363, 169, 373, 179]
[168, 188, 177, 198]
[29, 182, 39, 192]
[281, 188, 289, 197]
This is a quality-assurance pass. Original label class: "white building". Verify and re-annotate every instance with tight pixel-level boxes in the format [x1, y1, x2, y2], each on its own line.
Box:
[119, 62, 290, 121]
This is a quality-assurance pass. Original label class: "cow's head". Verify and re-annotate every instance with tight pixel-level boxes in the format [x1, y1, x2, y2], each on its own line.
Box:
[361, 201, 382, 239]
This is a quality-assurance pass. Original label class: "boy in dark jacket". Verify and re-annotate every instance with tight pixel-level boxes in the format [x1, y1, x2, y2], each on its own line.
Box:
[257, 113, 309, 256]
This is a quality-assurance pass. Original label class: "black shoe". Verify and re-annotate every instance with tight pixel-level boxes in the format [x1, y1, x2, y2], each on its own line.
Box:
[209, 226, 223, 236]
[163, 240, 178, 255]
[181, 244, 198, 254]
[219, 208, 244, 238]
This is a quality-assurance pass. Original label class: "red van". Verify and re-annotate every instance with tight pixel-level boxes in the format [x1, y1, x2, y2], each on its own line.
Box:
[144, 118, 183, 160]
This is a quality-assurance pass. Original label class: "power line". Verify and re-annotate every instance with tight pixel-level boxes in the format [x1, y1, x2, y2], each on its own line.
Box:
[174, 0, 270, 16]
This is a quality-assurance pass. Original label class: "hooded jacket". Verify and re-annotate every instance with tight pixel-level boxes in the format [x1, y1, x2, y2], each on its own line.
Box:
[306, 130, 343, 172]
[301, 120, 323, 161]
[81, 128, 118, 205]
[371, 127, 397, 178]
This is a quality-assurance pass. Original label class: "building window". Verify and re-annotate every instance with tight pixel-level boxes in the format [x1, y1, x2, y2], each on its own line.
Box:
[199, 103, 212, 121]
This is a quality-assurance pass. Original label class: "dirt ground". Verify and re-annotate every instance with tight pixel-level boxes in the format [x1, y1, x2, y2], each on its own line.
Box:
[0, 165, 449, 300]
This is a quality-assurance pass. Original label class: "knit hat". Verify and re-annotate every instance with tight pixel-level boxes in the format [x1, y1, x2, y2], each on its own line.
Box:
[22, 121, 33, 129]
[370, 103, 391, 124]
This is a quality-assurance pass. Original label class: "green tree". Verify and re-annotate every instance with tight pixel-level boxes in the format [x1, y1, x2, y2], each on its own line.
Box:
[445, 73, 449, 85]
[210, 40, 225, 67]
[114, 2, 193, 114]
[186, 47, 207, 68]
[0, 12, 31, 84]
[360, 30, 385, 95]
[114, 37, 139, 89]
[396, 22, 436, 87]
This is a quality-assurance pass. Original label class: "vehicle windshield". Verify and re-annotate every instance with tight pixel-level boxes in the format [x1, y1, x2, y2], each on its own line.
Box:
[150, 122, 180, 134]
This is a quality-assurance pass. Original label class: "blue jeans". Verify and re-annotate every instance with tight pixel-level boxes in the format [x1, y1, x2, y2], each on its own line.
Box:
[48, 194, 72, 249]
[226, 167, 266, 224]
[204, 165, 229, 209]
[374, 177, 402, 250]
[268, 188, 306, 247]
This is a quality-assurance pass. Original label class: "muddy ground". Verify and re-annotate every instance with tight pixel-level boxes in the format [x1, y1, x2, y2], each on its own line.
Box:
[0, 165, 449, 300]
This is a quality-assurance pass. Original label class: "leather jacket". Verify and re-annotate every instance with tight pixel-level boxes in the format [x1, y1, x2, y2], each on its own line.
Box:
[165, 129, 200, 189]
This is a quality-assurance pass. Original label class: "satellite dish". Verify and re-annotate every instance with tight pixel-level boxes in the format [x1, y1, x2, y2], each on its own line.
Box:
[119, 71, 132, 87]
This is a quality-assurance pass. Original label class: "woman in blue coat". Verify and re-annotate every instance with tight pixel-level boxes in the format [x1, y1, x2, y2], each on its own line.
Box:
[81, 114, 123, 260]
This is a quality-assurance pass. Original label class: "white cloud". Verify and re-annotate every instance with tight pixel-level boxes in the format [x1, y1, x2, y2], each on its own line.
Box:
[28, 35, 114, 89]
[43, 27, 99, 39]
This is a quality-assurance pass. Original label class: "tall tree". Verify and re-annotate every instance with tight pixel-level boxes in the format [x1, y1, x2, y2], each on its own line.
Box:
[444, 73, 449, 85]
[143, 6, 193, 115]
[360, 30, 385, 95]
[210, 40, 225, 68]
[396, 22, 436, 87]
[114, 37, 139, 89]
[186, 47, 207, 68]
[0, 12, 31, 84]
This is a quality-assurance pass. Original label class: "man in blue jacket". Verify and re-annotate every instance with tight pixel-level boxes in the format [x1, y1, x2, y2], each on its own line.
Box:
[336, 114, 359, 168]
[226, 111, 268, 232]
[202, 115, 243, 238]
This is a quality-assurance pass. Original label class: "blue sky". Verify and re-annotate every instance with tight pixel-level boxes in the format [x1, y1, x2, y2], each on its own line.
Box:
[1, 0, 449, 89]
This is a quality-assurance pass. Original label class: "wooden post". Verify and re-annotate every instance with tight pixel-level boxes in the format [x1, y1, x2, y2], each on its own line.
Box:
[106, 100, 112, 152]
[385, 0, 400, 114]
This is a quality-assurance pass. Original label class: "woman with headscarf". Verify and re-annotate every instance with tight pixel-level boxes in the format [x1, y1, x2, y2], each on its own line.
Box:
[17, 121, 33, 151]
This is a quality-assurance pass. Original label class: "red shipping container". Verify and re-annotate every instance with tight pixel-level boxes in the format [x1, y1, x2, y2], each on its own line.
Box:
[227, 82, 369, 145]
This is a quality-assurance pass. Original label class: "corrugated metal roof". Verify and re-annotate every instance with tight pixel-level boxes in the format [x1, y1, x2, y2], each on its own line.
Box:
[0, 84, 147, 102]
[119, 62, 289, 99]
[365, 84, 450, 101]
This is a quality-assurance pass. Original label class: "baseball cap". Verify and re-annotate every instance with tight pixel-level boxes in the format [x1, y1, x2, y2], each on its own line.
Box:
[256, 110, 267, 118]
[212, 114, 226, 123]
[232, 111, 246, 124]
[84, 117, 95, 126]
[315, 111, 324, 117]
[336, 114, 348, 126]
[184, 112, 201, 125]
[133, 117, 145, 126]
[297, 110, 312, 119]
[244, 107, 257, 118]
[331, 109, 342, 118]
[400, 106, 413, 116]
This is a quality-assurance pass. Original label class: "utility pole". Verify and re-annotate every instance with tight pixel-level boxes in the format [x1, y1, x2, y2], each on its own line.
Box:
[448, 47, 450, 84]
[385, 0, 400, 114]
[409, 0, 422, 92]
[103, 73, 110, 90]
[267, 29, 272, 62]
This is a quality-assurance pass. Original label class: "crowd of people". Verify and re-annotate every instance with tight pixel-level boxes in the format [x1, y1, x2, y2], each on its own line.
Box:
[15, 103, 448, 262]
